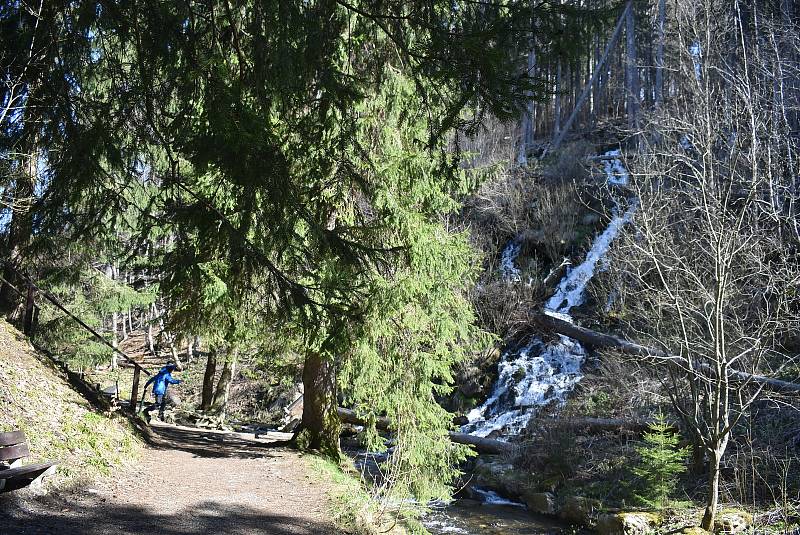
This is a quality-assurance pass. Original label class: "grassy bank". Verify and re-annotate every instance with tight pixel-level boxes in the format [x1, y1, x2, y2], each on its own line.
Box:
[0, 320, 141, 489]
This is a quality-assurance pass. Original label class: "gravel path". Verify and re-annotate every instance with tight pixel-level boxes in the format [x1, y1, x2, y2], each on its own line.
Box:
[0, 422, 337, 534]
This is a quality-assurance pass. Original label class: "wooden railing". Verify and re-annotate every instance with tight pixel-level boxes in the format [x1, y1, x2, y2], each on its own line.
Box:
[0, 262, 152, 411]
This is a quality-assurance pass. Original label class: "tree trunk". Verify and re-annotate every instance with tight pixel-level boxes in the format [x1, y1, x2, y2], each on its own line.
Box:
[300, 351, 340, 458]
[553, 60, 562, 138]
[211, 352, 237, 414]
[551, 1, 630, 150]
[200, 350, 217, 412]
[701, 451, 722, 530]
[517, 48, 537, 166]
[110, 311, 119, 370]
[655, 0, 666, 107]
[625, 0, 639, 130]
[691, 441, 706, 475]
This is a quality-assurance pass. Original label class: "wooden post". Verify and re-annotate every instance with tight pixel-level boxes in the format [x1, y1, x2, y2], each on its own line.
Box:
[23, 283, 35, 336]
[130, 366, 141, 412]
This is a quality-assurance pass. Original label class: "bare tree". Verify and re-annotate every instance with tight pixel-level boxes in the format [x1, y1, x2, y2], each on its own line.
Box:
[605, 3, 800, 529]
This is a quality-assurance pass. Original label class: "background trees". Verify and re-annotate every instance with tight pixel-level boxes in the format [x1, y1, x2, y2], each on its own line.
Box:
[604, 1, 800, 528]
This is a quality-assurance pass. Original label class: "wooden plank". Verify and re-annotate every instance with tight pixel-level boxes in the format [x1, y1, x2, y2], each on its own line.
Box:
[0, 461, 56, 480]
[0, 443, 29, 461]
[0, 430, 25, 446]
[23, 282, 35, 335]
[130, 365, 141, 412]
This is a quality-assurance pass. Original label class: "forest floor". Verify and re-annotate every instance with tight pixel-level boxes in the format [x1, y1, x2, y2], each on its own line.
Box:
[0, 422, 338, 534]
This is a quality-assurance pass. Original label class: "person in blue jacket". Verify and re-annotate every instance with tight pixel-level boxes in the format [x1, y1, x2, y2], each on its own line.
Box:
[142, 363, 182, 421]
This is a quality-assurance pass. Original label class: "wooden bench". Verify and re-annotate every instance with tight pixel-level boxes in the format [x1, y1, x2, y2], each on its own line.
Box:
[0, 430, 57, 493]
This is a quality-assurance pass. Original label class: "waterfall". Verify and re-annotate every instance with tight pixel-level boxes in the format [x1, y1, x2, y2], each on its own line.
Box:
[463, 151, 634, 438]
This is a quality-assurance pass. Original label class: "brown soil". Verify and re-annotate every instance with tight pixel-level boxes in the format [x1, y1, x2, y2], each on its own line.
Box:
[0, 422, 338, 534]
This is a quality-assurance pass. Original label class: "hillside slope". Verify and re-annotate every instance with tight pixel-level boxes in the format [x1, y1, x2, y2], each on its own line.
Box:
[0, 320, 140, 489]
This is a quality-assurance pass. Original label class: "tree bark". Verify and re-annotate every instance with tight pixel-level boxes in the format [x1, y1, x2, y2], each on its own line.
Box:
[654, 0, 666, 107]
[211, 352, 237, 414]
[200, 350, 217, 412]
[701, 451, 722, 530]
[301, 351, 340, 458]
[625, 0, 639, 130]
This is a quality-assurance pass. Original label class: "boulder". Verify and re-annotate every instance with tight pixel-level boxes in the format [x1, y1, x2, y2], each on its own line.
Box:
[596, 512, 661, 535]
[459, 380, 481, 398]
[472, 458, 533, 497]
[559, 496, 602, 526]
[523, 491, 556, 515]
[713, 509, 753, 534]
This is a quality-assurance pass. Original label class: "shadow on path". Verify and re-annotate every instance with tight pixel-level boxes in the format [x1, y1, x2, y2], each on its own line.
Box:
[0, 424, 334, 535]
[0, 498, 335, 534]
[140, 422, 293, 459]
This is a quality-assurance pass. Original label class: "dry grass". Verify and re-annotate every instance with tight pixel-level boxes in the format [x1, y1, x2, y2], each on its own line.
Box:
[0, 320, 141, 488]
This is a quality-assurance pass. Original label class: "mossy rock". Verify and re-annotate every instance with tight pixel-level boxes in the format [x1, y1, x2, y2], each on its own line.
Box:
[596, 512, 661, 535]
[559, 495, 602, 526]
[681, 528, 711, 535]
[714, 509, 753, 534]
[522, 491, 556, 515]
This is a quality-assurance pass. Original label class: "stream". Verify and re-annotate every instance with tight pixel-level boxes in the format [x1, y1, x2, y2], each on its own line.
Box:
[424, 500, 587, 535]
[426, 151, 633, 533]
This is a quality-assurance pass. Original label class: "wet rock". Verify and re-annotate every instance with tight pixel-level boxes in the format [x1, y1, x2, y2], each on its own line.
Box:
[713, 509, 753, 534]
[459, 380, 481, 398]
[523, 491, 556, 515]
[473, 458, 533, 497]
[559, 496, 602, 526]
[596, 512, 661, 535]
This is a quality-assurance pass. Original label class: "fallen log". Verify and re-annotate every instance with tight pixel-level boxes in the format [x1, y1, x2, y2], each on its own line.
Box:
[448, 432, 514, 454]
[337, 408, 514, 454]
[337, 407, 393, 430]
[531, 313, 800, 395]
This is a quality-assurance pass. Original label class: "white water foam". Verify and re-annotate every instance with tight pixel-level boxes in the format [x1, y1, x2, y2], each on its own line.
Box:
[499, 240, 522, 282]
[463, 152, 634, 438]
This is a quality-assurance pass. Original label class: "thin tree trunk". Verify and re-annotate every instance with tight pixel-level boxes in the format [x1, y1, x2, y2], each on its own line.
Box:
[625, 0, 639, 130]
[146, 305, 156, 356]
[655, 0, 666, 107]
[517, 48, 537, 166]
[300, 351, 340, 458]
[554, 60, 562, 138]
[200, 350, 218, 412]
[701, 451, 722, 530]
[211, 352, 237, 414]
[551, 1, 631, 150]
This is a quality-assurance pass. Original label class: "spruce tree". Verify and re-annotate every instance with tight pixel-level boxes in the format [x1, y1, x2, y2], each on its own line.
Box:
[631, 413, 689, 510]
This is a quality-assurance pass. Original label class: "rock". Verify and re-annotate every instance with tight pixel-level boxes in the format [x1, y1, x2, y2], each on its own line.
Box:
[713, 509, 753, 534]
[472, 458, 533, 497]
[523, 491, 556, 515]
[459, 380, 481, 398]
[681, 528, 711, 535]
[596, 512, 661, 535]
[559, 496, 602, 526]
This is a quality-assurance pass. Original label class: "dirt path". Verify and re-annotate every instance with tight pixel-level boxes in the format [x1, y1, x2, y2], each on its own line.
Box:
[0, 422, 337, 534]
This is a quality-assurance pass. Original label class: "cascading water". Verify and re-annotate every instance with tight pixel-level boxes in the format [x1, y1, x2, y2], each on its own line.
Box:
[463, 151, 634, 438]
